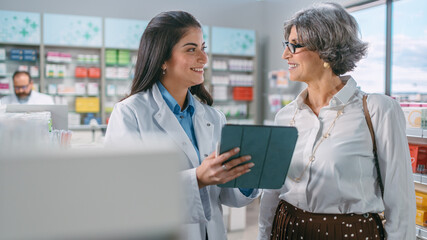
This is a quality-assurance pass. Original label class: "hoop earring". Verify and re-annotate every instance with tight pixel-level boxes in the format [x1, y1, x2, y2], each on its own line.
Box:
[323, 62, 330, 69]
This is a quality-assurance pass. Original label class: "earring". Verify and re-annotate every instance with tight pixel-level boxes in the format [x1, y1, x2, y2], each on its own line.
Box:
[162, 68, 166, 75]
[323, 62, 330, 69]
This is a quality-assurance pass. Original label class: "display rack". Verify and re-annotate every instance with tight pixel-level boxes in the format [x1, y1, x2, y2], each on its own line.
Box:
[103, 48, 137, 123]
[0, 44, 41, 95]
[1, 11, 260, 126]
[417, 225, 427, 240]
[43, 46, 102, 125]
[263, 69, 297, 125]
[208, 26, 257, 124]
[409, 133, 427, 239]
[210, 54, 256, 123]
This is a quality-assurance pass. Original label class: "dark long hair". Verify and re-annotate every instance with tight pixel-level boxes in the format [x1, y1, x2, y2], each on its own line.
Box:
[126, 11, 213, 105]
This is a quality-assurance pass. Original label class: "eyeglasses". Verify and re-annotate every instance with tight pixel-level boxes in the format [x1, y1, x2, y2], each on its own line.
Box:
[14, 84, 30, 90]
[282, 41, 304, 54]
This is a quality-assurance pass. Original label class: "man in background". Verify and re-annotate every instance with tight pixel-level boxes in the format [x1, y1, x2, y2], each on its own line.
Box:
[0, 71, 54, 105]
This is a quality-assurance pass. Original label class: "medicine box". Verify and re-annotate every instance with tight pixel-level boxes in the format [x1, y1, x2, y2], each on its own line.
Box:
[75, 67, 88, 78]
[0, 48, 6, 60]
[23, 49, 36, 55]
[417, 209, 427, 226]
[233, 86, 253, 101]
[416, 191, 427, 209]
[88, 67, 101, 79]
[75, 97, 100, 113]
[10, 54, 23, 61]
[410, 144, 427, 173]
[10, 49, 23, 55]
[118, 50, 130, 65]
[87, 83, 99, 96]
[0, 63, 6, 76]
[402, 106, 422, 129]
[105, 50, 117, 65]
[23, 55, 36, 61]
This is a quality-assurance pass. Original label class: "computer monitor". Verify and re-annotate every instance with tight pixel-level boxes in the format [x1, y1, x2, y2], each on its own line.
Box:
[6, 104, 68, 130]
[0, 144, 183, 240]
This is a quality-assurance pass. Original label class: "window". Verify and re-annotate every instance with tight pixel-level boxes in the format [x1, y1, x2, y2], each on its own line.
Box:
[348, 0, 427, 101]
[391, 0, 427, 100]
[349, 4, 386, 93]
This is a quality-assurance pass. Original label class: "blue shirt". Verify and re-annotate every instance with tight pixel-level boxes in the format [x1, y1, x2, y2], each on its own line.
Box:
[157, 82, 253, 197]
[157, 82, 200, 162]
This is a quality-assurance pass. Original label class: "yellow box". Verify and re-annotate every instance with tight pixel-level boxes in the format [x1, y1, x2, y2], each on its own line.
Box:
[402, 107, 422, 129]
[75, 97, 100, 113]
[416, 208, 427, 226]
[416, 191, 427, 209]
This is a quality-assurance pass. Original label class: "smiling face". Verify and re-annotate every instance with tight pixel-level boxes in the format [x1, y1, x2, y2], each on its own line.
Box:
[282, 26, 324, 83]
[162, 27, 207, 90]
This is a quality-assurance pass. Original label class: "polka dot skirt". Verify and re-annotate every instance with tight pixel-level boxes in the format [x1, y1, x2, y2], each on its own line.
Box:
[270, 200, 385, 240]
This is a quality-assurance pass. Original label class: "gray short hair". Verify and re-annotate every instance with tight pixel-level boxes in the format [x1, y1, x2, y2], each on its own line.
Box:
[284, 2, 368, 75]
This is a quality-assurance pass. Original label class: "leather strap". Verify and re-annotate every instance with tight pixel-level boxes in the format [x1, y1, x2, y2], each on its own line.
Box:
[362, 94, 384, 198]
[363, 95, 377, 153]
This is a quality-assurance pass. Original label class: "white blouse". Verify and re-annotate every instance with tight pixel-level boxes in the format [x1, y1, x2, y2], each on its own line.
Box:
[258, 76, 416, 240]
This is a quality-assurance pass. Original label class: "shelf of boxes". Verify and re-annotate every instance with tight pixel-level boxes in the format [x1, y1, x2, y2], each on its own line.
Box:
[416, 189, 427, 238]
[0, 45, 41, 95]
[402, 102, 427, 138]
[210, 56, 255, 121]
[104, 49, 137, 123]
[43, 47, 102, 125]
[405, 102, 427, 238]
[1, 11, 262, 126]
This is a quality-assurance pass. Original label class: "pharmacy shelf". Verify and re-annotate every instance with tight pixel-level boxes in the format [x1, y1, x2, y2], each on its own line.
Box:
[413, 173, 427, 185]
[212, 69, 253, 73]
[414, 176, 427, 195]
[417, 225, 427, 239]
[50, 94, 100, 97]
[407, 128, 424, 138]
[69, 124, 107, 142]
[209, 54, 256, 122]
[408, 135, 427, 148]
[69, 124, 107, 131]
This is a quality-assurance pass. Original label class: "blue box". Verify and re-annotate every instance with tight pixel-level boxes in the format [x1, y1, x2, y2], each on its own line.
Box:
[10, 49, 23, 55]
[23, 55, 36, 61]
[10, 54, 24, 61]
[23, 49, 36, 55]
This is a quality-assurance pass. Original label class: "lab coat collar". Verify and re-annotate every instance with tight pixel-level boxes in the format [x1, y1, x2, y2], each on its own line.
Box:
[152, 83, 211, 168]
[156, 81, 195, 116]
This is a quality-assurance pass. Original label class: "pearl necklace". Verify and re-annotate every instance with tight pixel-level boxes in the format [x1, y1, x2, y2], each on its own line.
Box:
[289, 106, 345, 182]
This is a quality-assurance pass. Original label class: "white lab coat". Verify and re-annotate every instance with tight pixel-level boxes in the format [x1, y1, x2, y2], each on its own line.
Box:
[0, 91, 54, 105]
[104, 83, 259, 240]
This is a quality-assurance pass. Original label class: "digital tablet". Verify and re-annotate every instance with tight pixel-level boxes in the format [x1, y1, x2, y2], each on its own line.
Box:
[218, 124, 298, 189]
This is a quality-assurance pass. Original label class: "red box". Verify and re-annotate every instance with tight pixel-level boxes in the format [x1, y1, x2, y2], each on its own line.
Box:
[410, 144, 427, 173]
[88, 67, 101, 79]
[233, 87, 253, 101]
[75, 66, 87, 78]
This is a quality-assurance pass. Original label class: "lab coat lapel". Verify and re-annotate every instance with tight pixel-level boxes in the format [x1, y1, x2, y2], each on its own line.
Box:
[193, 101, 214, 163]
[151, 84, 200, 168]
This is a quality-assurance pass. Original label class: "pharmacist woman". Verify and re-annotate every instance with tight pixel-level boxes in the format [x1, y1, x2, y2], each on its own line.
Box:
[104, 11, 259, 240]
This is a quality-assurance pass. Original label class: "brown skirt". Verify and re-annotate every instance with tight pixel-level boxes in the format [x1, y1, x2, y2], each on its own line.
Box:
[271, 200, 385, 240]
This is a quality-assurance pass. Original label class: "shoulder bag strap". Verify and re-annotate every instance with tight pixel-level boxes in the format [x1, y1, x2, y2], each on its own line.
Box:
[362, 94, 384, 198]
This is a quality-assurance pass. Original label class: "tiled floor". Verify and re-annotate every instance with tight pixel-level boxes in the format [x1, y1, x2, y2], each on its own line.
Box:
[228, 199, 260, 240]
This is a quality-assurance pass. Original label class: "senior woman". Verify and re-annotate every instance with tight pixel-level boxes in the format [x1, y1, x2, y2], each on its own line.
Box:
[258, 2, 415, 240]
